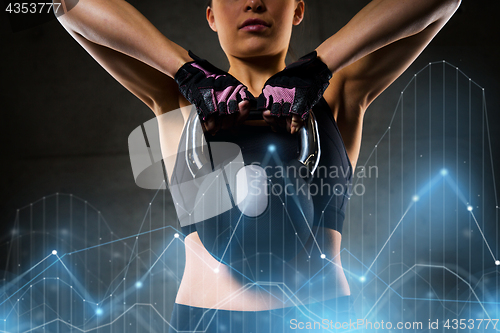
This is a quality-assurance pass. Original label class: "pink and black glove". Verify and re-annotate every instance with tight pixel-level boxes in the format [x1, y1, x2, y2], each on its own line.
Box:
[257, 51, 332, 120]
[175, 51, 255, 121]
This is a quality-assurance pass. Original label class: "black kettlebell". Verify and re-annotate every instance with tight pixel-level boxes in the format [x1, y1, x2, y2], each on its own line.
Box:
[186, 108, 321, 282]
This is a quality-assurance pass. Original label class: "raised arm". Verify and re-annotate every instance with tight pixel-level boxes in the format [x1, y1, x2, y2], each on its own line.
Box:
[317, 0, 461, 84]
[316, 0, 461, 166]
[54, 0, 192, 114]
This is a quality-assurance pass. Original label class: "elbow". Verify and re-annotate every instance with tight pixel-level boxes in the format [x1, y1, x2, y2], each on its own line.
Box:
[53, 0, 84, 37]
[448, 0, 462, 13]
[53, 0, 68, 24]
[52, 0, 65, 18]
[451, 0, 462, 8]
[53, 0, 79, 24]
[426, 0, 461, 27]
[442, 0, 462, 19]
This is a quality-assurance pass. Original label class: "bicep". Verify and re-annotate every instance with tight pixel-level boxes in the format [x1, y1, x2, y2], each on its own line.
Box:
[68, 30, 181, 114]
[324, 22, 447, 168]
[335, 19, 447, 110]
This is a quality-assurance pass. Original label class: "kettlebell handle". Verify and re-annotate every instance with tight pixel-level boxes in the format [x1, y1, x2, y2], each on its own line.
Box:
[185, 106, 321, 178]
[298, 110, 321, 176]
[185, 107, 211, 178]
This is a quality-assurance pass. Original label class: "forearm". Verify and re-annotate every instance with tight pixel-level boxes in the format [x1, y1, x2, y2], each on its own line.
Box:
[316, 0, 461, 74]
[54, 0, 190, 78]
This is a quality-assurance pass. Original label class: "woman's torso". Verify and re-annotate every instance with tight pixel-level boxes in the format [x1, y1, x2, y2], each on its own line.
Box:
[161, 98, 352, 311]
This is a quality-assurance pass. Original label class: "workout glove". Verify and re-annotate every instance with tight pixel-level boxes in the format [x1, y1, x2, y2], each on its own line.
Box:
[257, 51, 332, 120]
[175, 51, 255, 120]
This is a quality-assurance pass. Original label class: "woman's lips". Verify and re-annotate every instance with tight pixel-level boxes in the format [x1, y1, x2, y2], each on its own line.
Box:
[240, 18, 270, 32]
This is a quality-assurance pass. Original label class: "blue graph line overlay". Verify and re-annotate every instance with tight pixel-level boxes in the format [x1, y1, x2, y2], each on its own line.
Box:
[1, 61, 499, 331]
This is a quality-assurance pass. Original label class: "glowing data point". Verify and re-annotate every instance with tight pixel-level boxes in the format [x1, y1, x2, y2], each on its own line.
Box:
[96, 308, 103, 316]
[495, 260, 500, 266]
[135, 281, 143, 289]
[52, 250, 57, 255]
[359, 276, 366, 282]
[320, 254, 326, 259]
[174, 233, 179, 238]
[214, 268, 220, 273]
[412, 195, 420, 202]
[467, 205, 473, 211]
[440, 168, 448, 176]
[268, 144, 276, 152]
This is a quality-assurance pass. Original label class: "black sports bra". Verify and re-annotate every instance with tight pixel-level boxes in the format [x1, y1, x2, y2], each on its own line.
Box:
[170, 97, 352, 236]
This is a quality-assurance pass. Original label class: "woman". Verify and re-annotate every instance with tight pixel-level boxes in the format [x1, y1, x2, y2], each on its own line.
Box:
[55, 0, 461, 331]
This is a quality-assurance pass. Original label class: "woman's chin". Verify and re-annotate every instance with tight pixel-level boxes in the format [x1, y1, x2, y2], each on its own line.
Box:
[225, 37, 284, 59]
[232, 45, 284, 60]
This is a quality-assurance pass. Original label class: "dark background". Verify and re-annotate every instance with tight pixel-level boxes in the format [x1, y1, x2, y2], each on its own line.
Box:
[0, 0, 499, 325]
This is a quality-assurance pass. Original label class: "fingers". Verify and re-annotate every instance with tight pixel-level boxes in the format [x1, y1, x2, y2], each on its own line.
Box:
[263, 111, 304, 134]
[263, 110, 280, 132]
[221, 101, 250, 132]
[202, 114, 221, 136]
[290, 114, 303, 134]
[201, 101, 251, 135]
[203, 101, 304, 136]
[235, 100, 251, 126]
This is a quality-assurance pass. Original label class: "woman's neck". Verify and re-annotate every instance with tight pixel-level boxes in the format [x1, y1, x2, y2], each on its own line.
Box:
[227, 53, 287, 97]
